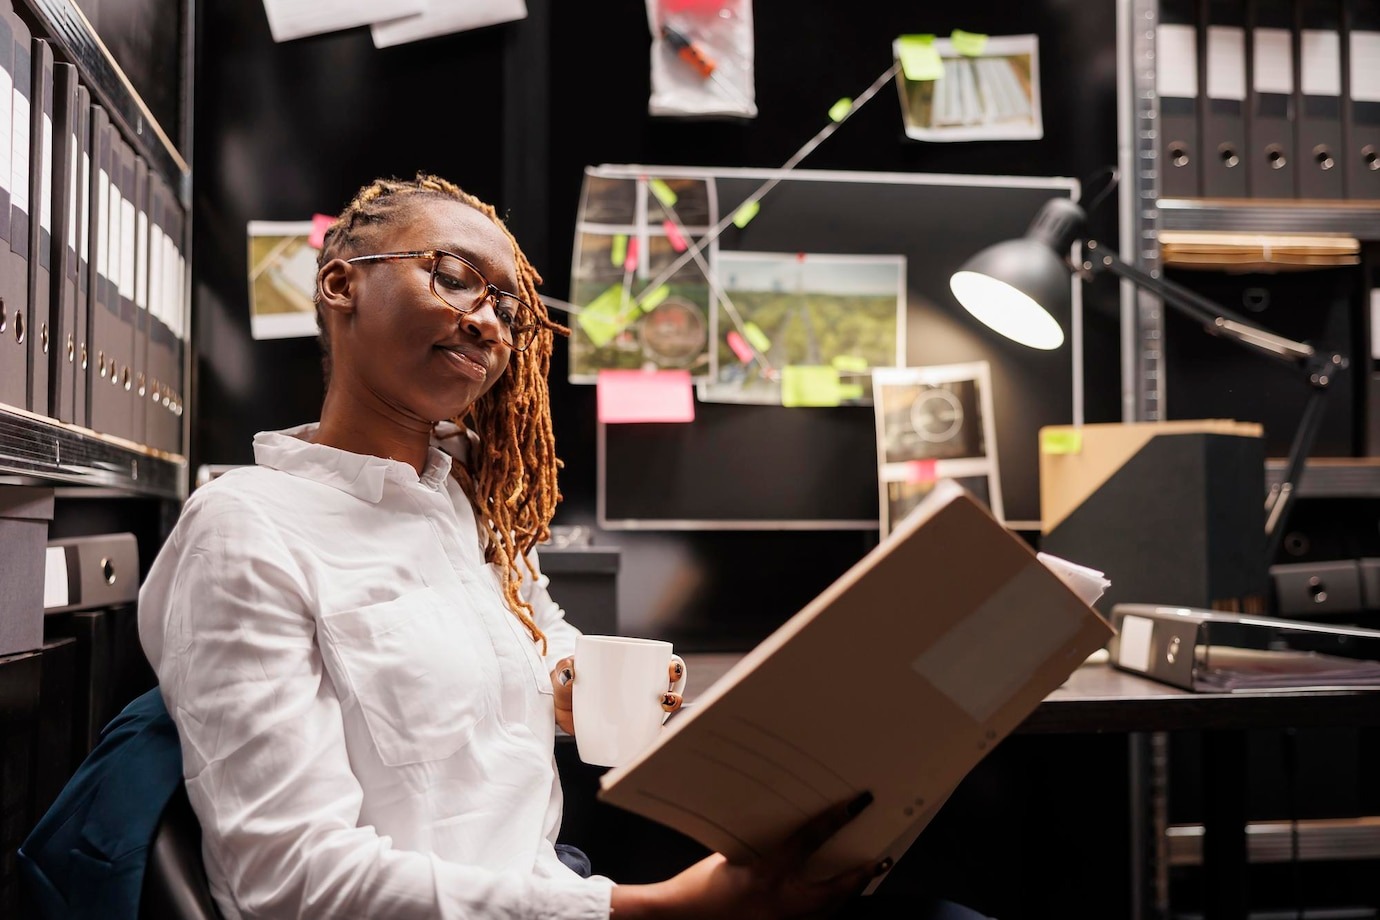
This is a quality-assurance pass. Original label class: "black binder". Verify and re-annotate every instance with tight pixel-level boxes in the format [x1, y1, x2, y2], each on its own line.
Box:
[1343, 0, 1380, 198]
[131, 153, 148, 447]
[72, 83, 89, 426]
[87, 108, 131, 438]
[1159, 0, 1203, 197]
[147, 172, 175, 452]
[0, 8, 30, 411]
[165, 188, 185, 453]
[1203, 0, 1250, 196]
[49, 61, 78, 423]
[1248, 0, 1298, 197]
[1297, 0, 1346, 198]
[26, 38, 52, 417]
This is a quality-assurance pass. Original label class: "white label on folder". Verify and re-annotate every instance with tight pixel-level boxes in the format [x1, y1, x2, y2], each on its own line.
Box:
[1253, 29, 1293, 96]
[13, 90, 30, 215]
[97, 169, 109, 278]
[0, 68, 11, 197]
[120, 196, 135, 299]
[80, 151, 90, 259]
[43, 546, 69, 609]
[1206, 26, 1246, 101]
[136, 210, 148, 309]
[1156, 24, 1198, 99]
[1117, 615, 1154, 673]
[40, 112, 52, 234]
[109, 184, 122, 287]
[68, 142, 78, 252]
[149, 225, 162, 321]
[1371, 290, 1380, 360]
[1351, 32, 1380, 103]
[1300, 30, 1342, 97]
[177, 252, 186, 339]
[910, 564, 1084, 724]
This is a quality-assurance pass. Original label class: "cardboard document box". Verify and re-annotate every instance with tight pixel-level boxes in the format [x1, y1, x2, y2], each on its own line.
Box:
[0, 487, 55, 656]
[1109, 603, 1380, 691]
[598, 481, 1113, 887]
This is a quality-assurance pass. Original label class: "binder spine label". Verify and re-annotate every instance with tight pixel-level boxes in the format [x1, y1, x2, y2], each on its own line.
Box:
[1301, 30, 1342, 96]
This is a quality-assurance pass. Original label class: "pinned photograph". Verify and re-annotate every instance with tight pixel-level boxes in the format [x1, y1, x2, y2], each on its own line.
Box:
[873, 362, 1003, 534]
[247, 221, 320, 340]
[893, 33, 1043, 142]
[699, 251, 905, 407]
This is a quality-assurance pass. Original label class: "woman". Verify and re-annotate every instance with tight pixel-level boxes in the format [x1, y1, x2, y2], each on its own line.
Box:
[138, 174, 884, 918]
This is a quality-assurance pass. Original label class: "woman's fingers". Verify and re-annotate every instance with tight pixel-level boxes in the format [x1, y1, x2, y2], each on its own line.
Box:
[659, 692, 684, 713]
[554, 656, 575, 687]
[775, 792, 873, 867]
[668, 659, 685, 683]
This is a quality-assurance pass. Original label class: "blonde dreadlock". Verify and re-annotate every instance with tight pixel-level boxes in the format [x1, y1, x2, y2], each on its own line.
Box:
[315, 173, 569, 654]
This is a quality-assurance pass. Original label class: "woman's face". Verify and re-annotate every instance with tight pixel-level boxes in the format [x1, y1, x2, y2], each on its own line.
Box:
[336, 199, 516, 423]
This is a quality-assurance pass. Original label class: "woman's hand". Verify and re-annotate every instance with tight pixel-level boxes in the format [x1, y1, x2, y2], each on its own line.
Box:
[609, 792, 886, 919]
[548, 658, 686, 737]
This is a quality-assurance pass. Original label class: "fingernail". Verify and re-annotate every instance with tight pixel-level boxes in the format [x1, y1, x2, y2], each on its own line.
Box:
[661, 693, 677, 708]
[846, 791, 874, 816]
[560, 668, 573, 686]
[873, 857, 893, 876]
[673, 662, 684, 679]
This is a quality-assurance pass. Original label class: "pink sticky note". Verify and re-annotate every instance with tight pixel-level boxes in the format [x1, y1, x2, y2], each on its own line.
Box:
[726, 330, 754, 364]
[597, 369, 695, 424]
[662, 219, 688, 252]
[905, 459, 938, 483]
[623, 237, 640, 273]
[308, 213, 335, 250]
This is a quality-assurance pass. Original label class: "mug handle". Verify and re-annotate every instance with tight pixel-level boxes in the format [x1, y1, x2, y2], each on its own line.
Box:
[663, 654, 688, 724]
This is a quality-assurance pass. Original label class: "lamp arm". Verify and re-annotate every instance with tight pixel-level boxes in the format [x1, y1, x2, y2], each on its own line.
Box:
[1080, 239, 1316, 369]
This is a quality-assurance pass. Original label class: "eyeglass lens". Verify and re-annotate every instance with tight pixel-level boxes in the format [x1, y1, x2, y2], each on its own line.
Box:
[432, 253, 537, 350]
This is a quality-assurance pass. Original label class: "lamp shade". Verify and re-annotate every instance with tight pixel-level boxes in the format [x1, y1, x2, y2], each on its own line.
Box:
[950, 238, 1069, 351]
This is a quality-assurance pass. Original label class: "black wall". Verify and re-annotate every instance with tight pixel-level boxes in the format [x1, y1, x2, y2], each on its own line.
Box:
[191, 0, 1122, 649]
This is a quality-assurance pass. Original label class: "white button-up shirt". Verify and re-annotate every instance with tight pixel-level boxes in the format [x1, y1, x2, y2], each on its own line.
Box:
[138, 424, 614, 919]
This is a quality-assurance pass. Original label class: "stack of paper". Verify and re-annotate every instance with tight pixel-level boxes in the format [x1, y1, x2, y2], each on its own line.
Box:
[1159, 231, 1360, 272]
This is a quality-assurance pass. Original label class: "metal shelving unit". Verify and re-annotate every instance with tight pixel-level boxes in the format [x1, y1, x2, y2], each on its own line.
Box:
[3, 0, 193, 501]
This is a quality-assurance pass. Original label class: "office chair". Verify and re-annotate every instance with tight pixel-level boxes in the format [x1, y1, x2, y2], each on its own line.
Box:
[139, 782, 222, 920]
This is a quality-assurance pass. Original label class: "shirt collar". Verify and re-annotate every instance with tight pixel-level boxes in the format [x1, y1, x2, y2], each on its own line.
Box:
[253, 423, 456, 502]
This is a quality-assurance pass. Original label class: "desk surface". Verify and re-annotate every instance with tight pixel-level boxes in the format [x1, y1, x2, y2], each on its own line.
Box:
[680, 653, 1380, 735]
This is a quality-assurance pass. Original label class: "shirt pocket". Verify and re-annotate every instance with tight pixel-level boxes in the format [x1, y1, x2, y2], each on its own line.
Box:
[482, 562, 553, 698]
[317, 586, 497, 766]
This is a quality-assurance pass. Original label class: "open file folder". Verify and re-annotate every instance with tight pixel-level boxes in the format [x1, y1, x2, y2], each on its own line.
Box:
[1110, 604, 1380, 692]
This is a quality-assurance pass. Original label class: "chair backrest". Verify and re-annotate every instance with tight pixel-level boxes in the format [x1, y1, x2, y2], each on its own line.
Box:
[139, 783, 222, 920]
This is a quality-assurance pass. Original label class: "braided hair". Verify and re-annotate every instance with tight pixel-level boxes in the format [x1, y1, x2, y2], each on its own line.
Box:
[315, 174, 569, 654]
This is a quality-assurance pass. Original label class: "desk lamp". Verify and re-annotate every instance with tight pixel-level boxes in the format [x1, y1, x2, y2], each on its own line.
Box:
[949, 194, 1347, 565]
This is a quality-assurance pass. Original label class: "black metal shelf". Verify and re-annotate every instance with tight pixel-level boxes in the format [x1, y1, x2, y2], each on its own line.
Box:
[0, 404, 184, 498]
[19, 0, 189, 203]
[1266, 459, 1380, 500]
[1159, 199, 1380, 241]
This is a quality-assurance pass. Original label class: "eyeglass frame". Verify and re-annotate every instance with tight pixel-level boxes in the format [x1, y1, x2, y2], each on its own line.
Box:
[343, 248, 544, 352]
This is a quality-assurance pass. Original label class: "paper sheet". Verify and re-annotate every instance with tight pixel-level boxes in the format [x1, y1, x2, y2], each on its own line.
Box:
[372, 0, 527, 49]
[260, 0, 424, 43]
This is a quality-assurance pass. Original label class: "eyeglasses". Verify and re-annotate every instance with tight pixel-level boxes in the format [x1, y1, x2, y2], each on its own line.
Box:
[345, 249, 542, 352]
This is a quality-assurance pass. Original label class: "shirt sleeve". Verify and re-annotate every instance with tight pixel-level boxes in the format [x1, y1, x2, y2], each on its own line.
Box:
[524, 548, 584, 668]
[138, 489, 612, 920]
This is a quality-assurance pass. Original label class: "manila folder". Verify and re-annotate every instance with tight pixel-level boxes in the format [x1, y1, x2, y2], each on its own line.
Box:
[597, 480, 1114, 880]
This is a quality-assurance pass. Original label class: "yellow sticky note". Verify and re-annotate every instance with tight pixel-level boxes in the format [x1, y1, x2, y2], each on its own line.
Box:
[950, 29, 989, 57]
[639, 284, 671, 312]
[648, 178, 678, 208]
[1041, 428, 1084, 455]
[610, 234, 628, 267]
[897, 34, 944, 82]
[828, 97, 853, 122]
[781, 366, 842, 408]
[838, 383, 865, 401]
[831, 355, 868, 373]
[732, 200, 761, 229]
[743, 321, 771, 354]
[577, 285, 636, 349]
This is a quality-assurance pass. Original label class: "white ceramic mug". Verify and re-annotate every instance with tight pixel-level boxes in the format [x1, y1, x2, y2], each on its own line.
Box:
[573, 635, 687, 768]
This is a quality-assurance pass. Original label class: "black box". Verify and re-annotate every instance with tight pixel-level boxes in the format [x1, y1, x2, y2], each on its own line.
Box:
[540, 547, 620, 636]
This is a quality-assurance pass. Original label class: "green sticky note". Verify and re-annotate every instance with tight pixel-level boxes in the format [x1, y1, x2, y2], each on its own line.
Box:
[830, 354, 868, 373]
[897, 34, 944, 81]
[648, 178, 678, 208]
[828, 97, 853, 122]
[732, 200, 761, 229]
[610, 234, 628, 267]
[838, 383, 865, 401]
[638, 284, 671, 312]
[781, 366, 842, 408]
[743, 321, 771, 354]
[1041, 428, 1084, 455]
[950, 29, 989, 57]
[577, 285, 635, 349]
